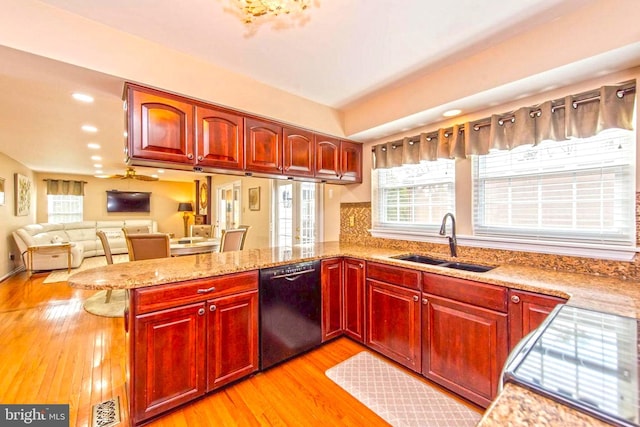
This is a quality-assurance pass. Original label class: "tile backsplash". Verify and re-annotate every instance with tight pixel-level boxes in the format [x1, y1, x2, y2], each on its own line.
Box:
[340, 200, 640, 281]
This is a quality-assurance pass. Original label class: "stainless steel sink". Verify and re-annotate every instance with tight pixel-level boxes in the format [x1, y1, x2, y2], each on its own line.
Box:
[391, 254, 495, 273]
[391, 254, 447, 265]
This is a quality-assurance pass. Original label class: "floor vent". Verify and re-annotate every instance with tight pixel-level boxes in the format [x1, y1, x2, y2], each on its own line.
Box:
[91, 396, 121, 427]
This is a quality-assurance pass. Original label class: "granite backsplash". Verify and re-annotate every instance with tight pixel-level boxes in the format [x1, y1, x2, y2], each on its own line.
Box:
[340, 198, 640, 281]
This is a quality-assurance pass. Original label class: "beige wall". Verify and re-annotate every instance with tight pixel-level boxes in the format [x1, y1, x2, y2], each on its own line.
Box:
[0, 153, 37, 279]
[34, 172, 194, 237]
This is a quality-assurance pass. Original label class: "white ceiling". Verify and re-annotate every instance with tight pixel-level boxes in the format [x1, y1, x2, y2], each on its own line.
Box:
[0, 0, 638, 182]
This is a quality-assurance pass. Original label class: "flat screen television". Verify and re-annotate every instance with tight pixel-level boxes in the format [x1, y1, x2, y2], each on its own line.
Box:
[106, 190, 151, 213]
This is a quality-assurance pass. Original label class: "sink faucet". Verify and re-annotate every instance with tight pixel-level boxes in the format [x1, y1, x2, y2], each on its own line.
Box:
[439, 213, 457, 257]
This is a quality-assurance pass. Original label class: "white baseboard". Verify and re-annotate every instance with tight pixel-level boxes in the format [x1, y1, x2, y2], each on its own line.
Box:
[0, 265, 26, 283]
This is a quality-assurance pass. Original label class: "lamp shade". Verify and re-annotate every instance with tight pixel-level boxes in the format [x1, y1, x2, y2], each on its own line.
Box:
[178, 202, 193, 212]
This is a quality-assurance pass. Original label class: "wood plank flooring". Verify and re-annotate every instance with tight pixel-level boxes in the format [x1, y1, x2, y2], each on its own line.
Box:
[0, 271, 481, 427]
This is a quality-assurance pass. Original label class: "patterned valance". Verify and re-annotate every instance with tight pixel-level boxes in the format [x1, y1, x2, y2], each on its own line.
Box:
[44, 179, 87, 196]
[372, 80, 636, 169]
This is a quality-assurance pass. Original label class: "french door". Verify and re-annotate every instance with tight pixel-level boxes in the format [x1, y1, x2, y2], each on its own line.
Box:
[273, 181, 321, 247]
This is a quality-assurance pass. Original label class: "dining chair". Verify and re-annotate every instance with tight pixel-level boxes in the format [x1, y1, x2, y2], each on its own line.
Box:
[125, 233, 171, 261]
[237, 225, 251, 250]
[190, 224, 214, 238]
[96, 230, 115, 303]
[218, 228, 247, 252]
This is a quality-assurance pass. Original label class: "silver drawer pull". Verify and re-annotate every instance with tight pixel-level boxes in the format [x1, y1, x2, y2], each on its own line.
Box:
[210, 304, 217, 312]
[511, 295, 521, 304]
[197, 286, 216, 294]
[198, 308, 205, 316]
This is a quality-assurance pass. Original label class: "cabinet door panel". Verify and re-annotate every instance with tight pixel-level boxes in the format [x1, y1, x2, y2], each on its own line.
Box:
[508, 290, 566, 350]
[340, 141, 362, 182]
[315, 137, 341, 180]
[130, 88, 193, 163]
[422, 294, 507, 407]
[207, 290, 258, 391]
[196, 106, 243, 170]
[366, 279, 420, 371]
[132, 302, 205, 424]
[343, 259, 365, 342]
[283, 127, 314, 177]
[245, 118, 282, 173]
[322, 258, 343, 341]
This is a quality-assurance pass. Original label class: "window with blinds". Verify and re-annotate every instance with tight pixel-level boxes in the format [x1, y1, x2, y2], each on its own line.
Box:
[373, 160, 455, 231]
[473, 129, 635, 246]
[48, 195, 83, 223]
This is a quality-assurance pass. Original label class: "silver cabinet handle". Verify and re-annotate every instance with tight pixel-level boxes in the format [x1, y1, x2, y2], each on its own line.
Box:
[413, 295, 419, 302]
[359, 263, 364, 269]
[197, 286, 216, 294]
[422, 298, 428, 305]
[197, 155, 203, 161]
[187, 153, 194, 160]
[198, 308, 205, 316]
[209, 304, 217, 312]
[511, 295, 521, 304]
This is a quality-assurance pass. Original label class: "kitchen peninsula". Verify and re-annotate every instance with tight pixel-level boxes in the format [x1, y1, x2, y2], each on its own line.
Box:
[68, 242, 640, 426]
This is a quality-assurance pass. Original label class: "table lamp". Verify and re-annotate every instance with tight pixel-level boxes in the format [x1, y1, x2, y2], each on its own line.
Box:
[178, 202, 193, 237]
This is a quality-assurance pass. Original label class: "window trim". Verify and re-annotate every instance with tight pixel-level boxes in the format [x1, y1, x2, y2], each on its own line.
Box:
[368, 228, 638, 261]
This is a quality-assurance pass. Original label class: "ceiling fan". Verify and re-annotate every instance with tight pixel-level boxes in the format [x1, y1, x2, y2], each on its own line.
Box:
[106, 167, 158, 181]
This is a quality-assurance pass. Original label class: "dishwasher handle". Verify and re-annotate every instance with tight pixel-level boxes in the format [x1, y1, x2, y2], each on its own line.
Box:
[270, 268, 316, 281]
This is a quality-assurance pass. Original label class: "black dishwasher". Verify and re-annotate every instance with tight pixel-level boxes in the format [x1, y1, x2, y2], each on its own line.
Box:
[259, 260, 322, 370]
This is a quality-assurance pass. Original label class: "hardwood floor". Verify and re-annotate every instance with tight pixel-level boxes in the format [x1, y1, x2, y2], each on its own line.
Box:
[0, 271, 481, 427]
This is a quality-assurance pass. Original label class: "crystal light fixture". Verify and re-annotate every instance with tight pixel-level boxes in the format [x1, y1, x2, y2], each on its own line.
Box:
[233, 0, 311, 23]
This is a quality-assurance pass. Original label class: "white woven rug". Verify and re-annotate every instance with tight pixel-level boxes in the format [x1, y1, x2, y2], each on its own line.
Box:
[325, 351, 481, 427]
[43, 254, 129, 283]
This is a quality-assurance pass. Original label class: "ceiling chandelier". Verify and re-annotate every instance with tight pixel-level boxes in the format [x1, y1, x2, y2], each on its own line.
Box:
[232, 0, 311, 24]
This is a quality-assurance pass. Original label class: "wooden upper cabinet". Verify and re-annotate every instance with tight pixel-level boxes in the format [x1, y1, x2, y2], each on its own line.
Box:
[245, 118, 282, 174]
[195, 106, 243, 170]
[283, 127, 314, 177]
[315, 136, 341, 180]
[128, 85, 194, 163]
[315, 137, 363, 183]
[340, 141, 362, 183]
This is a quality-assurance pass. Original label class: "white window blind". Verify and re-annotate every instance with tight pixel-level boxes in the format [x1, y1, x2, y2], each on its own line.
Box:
[373, 160, 455, 232]
[47, 195, 83, 223]
[473, 129, 635, 246]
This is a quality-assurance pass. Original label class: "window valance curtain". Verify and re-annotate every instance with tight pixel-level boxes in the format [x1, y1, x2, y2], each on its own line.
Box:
[44, 179, 87, 196]
[372, 80, 636, 169]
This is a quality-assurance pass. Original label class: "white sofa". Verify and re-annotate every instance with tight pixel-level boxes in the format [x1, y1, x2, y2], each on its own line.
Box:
[12, 219, 157, 272]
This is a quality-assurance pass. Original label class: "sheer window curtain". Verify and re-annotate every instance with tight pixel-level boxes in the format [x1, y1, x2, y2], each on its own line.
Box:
[372, 81, 636, 167]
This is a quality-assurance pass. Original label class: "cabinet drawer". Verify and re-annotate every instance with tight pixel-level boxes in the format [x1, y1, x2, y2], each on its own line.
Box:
[367, 262, 420, 290]
[134, 270, 258, 314]
[422, 272, 507, 313]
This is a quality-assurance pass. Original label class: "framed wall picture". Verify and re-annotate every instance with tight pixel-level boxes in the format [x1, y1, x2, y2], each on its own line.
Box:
[14, 173, 31, 216]
[248, 187, 260, 211]
[0, 177, 5, 206]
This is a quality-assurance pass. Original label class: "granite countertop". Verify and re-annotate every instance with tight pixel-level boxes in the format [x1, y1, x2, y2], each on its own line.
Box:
[67, 241, 640, 426]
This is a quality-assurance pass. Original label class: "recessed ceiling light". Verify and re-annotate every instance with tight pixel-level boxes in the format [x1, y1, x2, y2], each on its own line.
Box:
[93, 164, 102, 168]
[91, 155, 102, 161]
[157, 169, 165, 174]
[82, 125, 98, 133]
[443, 109, 462, 117]
[72, 93, 94, 103]
[95, 170, 103, 174]
[151, 174, 159, 179]
[87, 143, 100, 149]
[94, 174, 109, 179]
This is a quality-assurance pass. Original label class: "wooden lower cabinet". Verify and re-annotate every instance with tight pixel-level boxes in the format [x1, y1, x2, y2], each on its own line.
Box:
[131, 302, 206, 424]
[206, 290, 259, 391]
[508, 289, 566, 350]
[128, 272, 259, 425]
[366, 279, 421, 371]
[321, 258, 343, 341]
[421, 294, 508, 407]
[343, 258, 365, 342]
